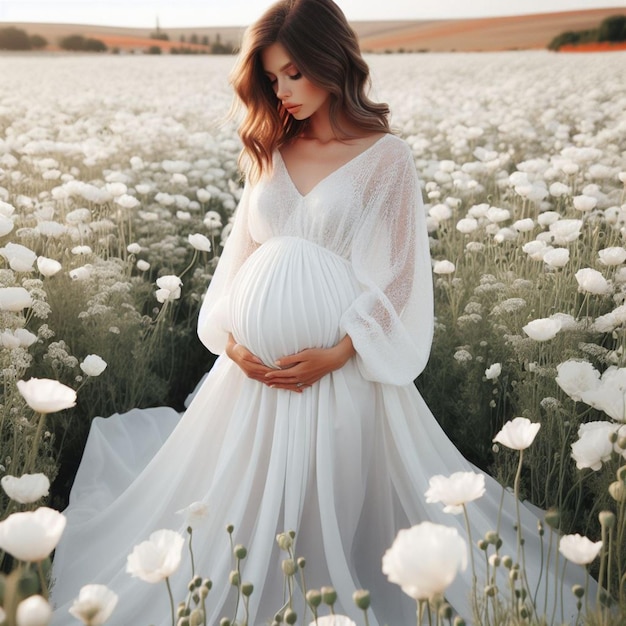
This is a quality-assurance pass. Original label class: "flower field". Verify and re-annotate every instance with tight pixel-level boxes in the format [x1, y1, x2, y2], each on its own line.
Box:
[0, 50, 625, 624]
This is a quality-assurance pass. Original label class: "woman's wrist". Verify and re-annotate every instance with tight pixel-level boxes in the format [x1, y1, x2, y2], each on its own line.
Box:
[333, 335, 355, 368]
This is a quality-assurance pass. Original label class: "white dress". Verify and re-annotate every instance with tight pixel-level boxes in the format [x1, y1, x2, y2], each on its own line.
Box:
[50, 134, 585, 625]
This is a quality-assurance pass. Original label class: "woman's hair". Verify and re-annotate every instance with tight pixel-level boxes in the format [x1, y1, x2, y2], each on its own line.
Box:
[230, 0, 390, 181]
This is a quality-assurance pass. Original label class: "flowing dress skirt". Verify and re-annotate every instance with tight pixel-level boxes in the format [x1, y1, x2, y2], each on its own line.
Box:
[51, 237, 586, 625]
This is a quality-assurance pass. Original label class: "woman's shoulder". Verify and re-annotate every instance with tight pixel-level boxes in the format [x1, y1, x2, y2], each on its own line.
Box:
[377, 132, 413, 160]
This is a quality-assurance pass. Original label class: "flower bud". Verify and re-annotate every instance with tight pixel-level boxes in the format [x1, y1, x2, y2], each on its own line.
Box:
[220, 619, 230, 626]
[509, 570, 519, 582]
[439, 603, 453, 619]
[609, 481, 625, 502]
[177, 604, 187, 618]
[288, 530, 296, 539]
[226, 524, 234, 534]
[274, 613, 283, 623]
[281, 559, 297, 576]
[489, 554, 501, 568]
[241, 582, 254, 597]
[545, 508, 560, 529]
[297, 557, 306, 569]
[178, 619, 190, 626]
[192, 592, 200, 604]
[306, 590, 322, 608]
[321, 586, 337, 606]
[520, 607, 529, 619]
[618, 436, 626, 450]
[572, 585, 585, 599]
[234, 545, 247, 560]
[484, 585, 498, 597]
[485, 531, 499, 544]
[477, 539, 488, 551]
[502, 555, 513, 569]
[599, 511, 616, 529]
[276, 532, 293, 551]
[284, 608, 297, 625]
[192, 575, 202, 588]
[609, 431, 618, 444]
[618, 465, 626, 482]
[353, 589, 371, 610]
[229, 571, 240, 586]
[453, 617, 466, 626]
[190, 609, 204, 626]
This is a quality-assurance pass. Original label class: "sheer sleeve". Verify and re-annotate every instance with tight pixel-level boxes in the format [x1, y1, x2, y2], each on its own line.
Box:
[340, 145, 434, 385]
[197, 182, 258, 354]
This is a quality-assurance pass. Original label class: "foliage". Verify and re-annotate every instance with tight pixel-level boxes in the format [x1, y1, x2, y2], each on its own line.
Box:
[59, 34, 107, 52]
[0, 27, 32, 50]
[28, 34, 47, 50]
[548, 14, 626, 49]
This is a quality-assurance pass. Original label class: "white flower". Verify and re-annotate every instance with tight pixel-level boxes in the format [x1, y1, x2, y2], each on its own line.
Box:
[571, 421, 623, 470]
[485, 363, 502, 380]
[456, 217, 478, 234]
[126, 529, 185, 583]
[136, 260, 150, 272]
[537, 211, 561, 226]
[429, 203, 452, 221]
[309, 617, 356, 626]
[0, 287, 33, 311]
[71, 245, 92, 255]
[382, 522, 467, 601]
[556, 360, 600, 402]
[127, 243, 142, 254]
[1, 473, 50, 504]
[0, 507, 66, 561]
[176, 501, 209, 529]
[572, 195, 598, 212]
[17, 378, 77, 413]
[543, 248, 569, 269]
[69, 265, 92, 281]
[80, 354, 107, 377]
[549, 219, 582, 245]
[575, 268, 611, 295]
[513, 218, 535, 232]
[197, 189, 212, 203]
[69, 584, 119, 626]
[16, 594, 52, 626]
[580, 367, 626, 421]
[188, 233, 212, 252]
[433, 260, 455, 275]
[34, 257, 62, 279]
[155, 275, 182, 303]
[493, 417, 540, 450]
[15, 328, 38, 347]
[598, 247, 626, 266]
[522, 240, 549, 261]
[549, 182, 570, 197]
[115, 194, 139, 209]
[425, 471, 485, 514]
[1, 330, 20, 349]
[486, 206, 510, 223]
[0, 242, 37, 272]
[522, 317, 561, 341]
[0, 214, 14, 237]
[558, 534, 602, 565]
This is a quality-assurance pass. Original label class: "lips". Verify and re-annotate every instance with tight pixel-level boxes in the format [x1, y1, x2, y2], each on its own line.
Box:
[283, 104, 301, 114]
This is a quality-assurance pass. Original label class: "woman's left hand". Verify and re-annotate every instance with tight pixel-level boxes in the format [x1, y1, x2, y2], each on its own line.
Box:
[264, 335, 355, 391]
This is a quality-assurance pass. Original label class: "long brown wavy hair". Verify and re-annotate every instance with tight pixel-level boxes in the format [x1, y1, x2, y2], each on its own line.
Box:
[230, 0, 390, 182]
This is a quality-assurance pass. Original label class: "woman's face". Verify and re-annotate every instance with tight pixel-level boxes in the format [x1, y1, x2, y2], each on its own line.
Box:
[261, 42, 330, 121]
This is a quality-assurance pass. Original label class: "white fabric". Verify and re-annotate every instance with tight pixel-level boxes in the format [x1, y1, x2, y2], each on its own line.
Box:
[51, 134, 587, 626]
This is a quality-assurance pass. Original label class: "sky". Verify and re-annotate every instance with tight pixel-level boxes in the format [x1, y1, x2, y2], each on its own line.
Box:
[0, 0, 623, 27]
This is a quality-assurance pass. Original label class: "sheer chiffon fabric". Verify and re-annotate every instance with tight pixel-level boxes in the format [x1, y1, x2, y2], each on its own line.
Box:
[51, 135, 586, 625]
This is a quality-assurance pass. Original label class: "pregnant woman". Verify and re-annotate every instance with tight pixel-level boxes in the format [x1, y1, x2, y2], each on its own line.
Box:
[50, 1, 587, 625]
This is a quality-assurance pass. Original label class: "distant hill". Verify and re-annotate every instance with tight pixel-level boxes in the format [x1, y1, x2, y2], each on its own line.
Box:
[2, 8, 624, 53]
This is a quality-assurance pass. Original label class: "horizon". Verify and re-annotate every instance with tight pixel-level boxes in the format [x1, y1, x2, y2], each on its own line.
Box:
[0, 1, 624, 29]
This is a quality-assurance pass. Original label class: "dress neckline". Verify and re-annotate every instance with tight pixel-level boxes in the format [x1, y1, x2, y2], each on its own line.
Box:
[276, 133, 390, 199]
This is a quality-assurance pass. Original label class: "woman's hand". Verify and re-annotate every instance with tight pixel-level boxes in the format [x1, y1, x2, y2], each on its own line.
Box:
[264, 335, 355, 392]
[225, 334, 274, 383]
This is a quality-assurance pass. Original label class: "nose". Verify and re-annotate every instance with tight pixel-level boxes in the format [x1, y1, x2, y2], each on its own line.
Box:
[275, 78, 291, 100]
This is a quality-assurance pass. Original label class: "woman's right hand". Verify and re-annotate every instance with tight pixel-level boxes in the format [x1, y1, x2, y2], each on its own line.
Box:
[225, 334, 274, 383]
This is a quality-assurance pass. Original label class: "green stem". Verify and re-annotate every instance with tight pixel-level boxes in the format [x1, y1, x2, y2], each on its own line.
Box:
[165, 577, 175, 626]
[188, 527, 196, 578]
[26, 412, 46, 474]
[462, 504, 478, 613]
[37, 560, 48, 599]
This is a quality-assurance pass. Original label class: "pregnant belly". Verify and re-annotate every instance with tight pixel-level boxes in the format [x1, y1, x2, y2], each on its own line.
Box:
[229, 237, 360, 367]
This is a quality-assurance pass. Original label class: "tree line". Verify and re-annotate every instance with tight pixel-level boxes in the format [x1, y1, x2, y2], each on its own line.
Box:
[548, 14, 626, 50]
[0, 25, 236, 54]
